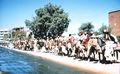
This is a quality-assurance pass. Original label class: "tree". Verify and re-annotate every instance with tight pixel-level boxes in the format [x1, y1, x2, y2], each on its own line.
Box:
[94, 25, 107, 35]
[12, 31, 26, 41]
[78, 22, 94, 35]
[27, 32, 33, 40]
[98, 25, 107, 35]
[95, 24, 111, 35]
[25, 3, 70, 38]
[117, 36, 120, 42]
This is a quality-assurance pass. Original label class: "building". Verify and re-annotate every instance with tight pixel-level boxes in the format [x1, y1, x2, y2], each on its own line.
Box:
[0, 29, 9, 41]
[11, 27, 26, 40]
[109, 10, 120, 36]
[12, 27, 24, 32]
[11, 27, 34, 40]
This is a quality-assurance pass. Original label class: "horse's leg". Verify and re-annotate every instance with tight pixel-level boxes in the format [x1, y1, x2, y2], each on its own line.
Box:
[81, 47, 86, 59]
[76, 48, 79, 58]
[98, 52, 101, 61]
[93, 50, 95, 60]
[87, 44, 91, 58]
[90, 46, 95, 60]
[113, 49, 118, 61]
[66, 47, 69, 56]
[69, 48, 72, 56]
[116, 50, 119, 60]
[88, 46, 92, 60]
[74, 47, 77, 58]
[82, 49, 86, 60]
[102, 46, 106, 62]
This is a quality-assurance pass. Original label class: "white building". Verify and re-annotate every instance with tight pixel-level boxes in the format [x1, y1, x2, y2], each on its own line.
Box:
[0, 29, 9, 41]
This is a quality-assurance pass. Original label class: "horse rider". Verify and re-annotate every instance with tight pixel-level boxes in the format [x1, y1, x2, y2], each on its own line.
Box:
[103, 29, 118, 61]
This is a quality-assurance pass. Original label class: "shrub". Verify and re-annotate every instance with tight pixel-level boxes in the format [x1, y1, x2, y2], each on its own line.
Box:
[117, 36, 120, 42]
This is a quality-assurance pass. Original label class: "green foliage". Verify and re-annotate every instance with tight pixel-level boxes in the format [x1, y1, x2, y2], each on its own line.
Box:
[95, 25, 107, 35]
[94, 31, 100, 35]
[12, 31, 26, 41]
[99, 25, 107, 34]
[95, 25, 112, 35]
[117, 36, 120, 42]
[78, 22, 94, 35]
[25, 3, 70, 38]
[27, 32, 33, 40]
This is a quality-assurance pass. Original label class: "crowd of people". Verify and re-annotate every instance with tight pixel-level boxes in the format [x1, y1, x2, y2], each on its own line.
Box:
[12, 29, 120, 63]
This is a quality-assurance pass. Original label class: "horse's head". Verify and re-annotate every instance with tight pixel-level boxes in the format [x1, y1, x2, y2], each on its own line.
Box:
[97, 37, 105, 47]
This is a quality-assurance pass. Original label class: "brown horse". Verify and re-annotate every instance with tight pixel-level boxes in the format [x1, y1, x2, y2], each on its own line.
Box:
[82, 34, 90, 56]
[83, 40, 89, 50]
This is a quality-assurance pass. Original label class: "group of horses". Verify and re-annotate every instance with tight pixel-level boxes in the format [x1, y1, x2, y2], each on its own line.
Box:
[13, 40, 34, 51]
[13, 33, 120, 63]
[35, 34, 119, 63]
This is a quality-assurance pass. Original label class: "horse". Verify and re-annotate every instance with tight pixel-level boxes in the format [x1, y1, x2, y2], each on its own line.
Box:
[101, 33, 118, 62]
[74, 40, 85, 59]
[66, 36, 75, 57]
[97, 37, 106, 61]
[87, 36, 104, 61]
[82, 34, 89, 58]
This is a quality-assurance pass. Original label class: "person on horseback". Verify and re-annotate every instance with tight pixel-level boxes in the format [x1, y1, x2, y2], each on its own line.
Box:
[87, 32, 99, 61]
[73, 32, 89, 60]
[102, 29, 118, 61]
[103, 29, 117, 43]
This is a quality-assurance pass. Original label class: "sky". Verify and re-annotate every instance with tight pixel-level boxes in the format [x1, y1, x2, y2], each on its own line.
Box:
[0, 0, 120, 34]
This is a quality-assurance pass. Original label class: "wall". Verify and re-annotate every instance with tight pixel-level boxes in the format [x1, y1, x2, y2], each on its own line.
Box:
[109, 10, 120, 36]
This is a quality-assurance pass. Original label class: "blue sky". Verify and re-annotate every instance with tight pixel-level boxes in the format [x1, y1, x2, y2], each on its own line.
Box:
[0, 0, 120, 34]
